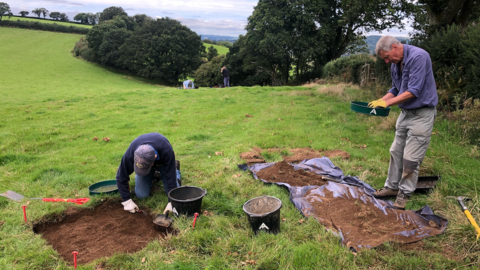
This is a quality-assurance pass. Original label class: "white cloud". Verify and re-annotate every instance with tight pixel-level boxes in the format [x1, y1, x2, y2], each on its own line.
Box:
[176, 17, 246, 36]
[9, 0, 413, 37]
[10, 0, 257, 36]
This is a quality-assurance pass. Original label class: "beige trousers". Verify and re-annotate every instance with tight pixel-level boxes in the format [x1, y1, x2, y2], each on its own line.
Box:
[385, 107, 437, 195]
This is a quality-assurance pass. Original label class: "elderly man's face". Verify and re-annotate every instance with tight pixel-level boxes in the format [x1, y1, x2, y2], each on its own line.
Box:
[379, 43, 403, 64]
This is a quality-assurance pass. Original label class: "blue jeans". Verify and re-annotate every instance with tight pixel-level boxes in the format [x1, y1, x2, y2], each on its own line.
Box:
[224, 77, 230, 87]
[135, 167, 181, 199]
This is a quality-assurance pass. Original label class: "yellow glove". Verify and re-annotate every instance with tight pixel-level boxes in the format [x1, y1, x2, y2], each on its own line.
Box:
[368, 99, 387, 108]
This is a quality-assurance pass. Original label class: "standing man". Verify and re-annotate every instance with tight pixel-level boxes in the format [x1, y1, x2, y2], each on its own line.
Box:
[221, 66, 230, 87]
[116, 133, 180, 214]
[369, 36, 438, 210]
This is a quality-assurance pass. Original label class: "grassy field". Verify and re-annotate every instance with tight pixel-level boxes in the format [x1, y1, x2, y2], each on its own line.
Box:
[0, 27, 479, 269]
[3, 16, 93, 28]
[203, 43, 230, 55]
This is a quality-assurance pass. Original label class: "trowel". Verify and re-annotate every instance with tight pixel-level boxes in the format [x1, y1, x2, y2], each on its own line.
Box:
[0, 190, 90, 205]
[153, 210, 173, 229]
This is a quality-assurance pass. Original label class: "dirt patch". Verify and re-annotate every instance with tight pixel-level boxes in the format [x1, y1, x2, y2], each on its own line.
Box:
[283, 148, 323, 163]
[323, 150, 350, 159]
[305, 189, 442, 249]
[256, 160, 327, 186]
[240, 147, 350, 165]
[34, 200, 172, 265]
[239, 151, 265, 165]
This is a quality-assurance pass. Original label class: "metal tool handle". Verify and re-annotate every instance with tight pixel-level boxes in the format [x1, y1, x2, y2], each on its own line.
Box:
[457, 198, 468, 211]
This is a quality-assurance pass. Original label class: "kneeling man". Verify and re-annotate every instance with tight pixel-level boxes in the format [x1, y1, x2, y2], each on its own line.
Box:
[116, 133, 180, 214]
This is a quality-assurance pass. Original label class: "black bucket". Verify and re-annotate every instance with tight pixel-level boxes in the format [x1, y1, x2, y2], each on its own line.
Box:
[243, 196, 282, 235]
[167, 186, 207, 216]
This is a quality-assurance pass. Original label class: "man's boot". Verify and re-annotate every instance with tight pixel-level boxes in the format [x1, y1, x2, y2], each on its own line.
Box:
[373, 187, 399, 198]
[393, 190, 410, 210]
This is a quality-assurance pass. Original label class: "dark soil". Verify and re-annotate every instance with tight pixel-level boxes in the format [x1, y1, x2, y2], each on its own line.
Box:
[305, 189, 442, 249]
[256, 160, 327, 186]
[34, 200, 173, 265]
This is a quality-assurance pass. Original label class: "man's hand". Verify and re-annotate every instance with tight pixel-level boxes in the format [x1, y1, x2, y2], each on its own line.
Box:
[163, 202, 172, 214]
[368, 99, 387, 108]
[121, 199, 139, 213]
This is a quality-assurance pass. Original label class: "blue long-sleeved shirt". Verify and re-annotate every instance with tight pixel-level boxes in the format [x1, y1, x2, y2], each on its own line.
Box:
[388, 44, 438, 109]
[116, 133, 176, 201]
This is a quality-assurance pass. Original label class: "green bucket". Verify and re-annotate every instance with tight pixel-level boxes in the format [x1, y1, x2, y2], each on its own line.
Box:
[350, 101, 391, 117]
[88, 180, 119, 196]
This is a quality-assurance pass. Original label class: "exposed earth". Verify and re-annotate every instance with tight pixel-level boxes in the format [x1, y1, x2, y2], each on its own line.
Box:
[34, 200, 173, 264]
[305, 189, 442, 249]
[256, 160, 327, 186]
[239, 147, 350, 165]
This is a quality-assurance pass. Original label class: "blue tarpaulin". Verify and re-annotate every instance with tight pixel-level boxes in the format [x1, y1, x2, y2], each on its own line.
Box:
[248, 157, 448, 251]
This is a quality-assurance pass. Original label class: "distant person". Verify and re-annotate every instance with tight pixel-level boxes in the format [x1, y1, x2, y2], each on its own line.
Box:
[369, 36, 438, 210]
[221, 66, 230, 87]
[116, 133, 181, 215]
[183, 80, 194, 89]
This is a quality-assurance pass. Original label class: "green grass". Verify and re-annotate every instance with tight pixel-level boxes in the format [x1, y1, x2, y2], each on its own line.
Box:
[0, 27, 479, 269]
[203, 43, 229, 55]
[3, 16, 93, 28]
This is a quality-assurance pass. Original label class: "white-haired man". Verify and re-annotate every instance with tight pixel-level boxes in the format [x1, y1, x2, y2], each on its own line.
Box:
[369, 36, 438, 210]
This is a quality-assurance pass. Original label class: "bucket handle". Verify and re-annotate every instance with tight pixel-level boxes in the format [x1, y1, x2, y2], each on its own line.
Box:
[204, 188, 207, 196]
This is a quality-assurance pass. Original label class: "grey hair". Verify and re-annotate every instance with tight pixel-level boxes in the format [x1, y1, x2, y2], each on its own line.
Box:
[375, 36, 401, 56]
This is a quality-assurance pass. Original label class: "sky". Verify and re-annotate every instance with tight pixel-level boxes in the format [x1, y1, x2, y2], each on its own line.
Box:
[8, 0, 412, 37]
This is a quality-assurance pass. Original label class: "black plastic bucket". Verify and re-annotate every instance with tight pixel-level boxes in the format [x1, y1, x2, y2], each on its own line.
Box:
[243, 196, 282, 235]
[167, 186, 207, 216]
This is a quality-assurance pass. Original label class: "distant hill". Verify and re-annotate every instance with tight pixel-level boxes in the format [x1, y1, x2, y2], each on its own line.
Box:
[198, 34, 409, 53]
[365, 35, 410, 54]
[200, 34, 238, 42]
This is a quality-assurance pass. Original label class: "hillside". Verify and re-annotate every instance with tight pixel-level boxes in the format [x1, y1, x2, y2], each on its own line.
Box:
[3, 16, 92, 28]
[203, 43, 229, 55]
[365, 35, 411, 54]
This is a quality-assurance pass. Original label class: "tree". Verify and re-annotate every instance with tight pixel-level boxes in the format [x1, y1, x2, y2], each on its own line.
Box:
[85, 12, 98, 25]
[243, 0, 416, 84]
[223, 35, 271, 86]
[132, 14, 153, 27]
[194, 55, 225, 87]
[39, 8, 49, 19]
[419, 0, 480, 29]
[119, 17, 204, 85]
[19, 11, 29, 17]
[32, 8, 41, 18]
[99, 6, 127, 22]
[49, 12, 61, 20]
[74, 13, 88, 24]
[207, 46, 219, 61]
[59, 13, 69, 22]
[0, 2, 12, 20]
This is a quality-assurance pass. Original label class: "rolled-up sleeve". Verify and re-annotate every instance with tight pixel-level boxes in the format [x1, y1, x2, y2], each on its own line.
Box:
[406, 55, 428, 98]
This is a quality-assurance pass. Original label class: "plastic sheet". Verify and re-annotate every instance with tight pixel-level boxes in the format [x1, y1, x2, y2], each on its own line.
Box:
[249, 157, 448, 251]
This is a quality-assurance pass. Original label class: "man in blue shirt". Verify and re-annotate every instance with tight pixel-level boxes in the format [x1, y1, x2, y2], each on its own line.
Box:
[183, 80, 194, 89]
[116, 133, 181, 214]
[369, 36, 438, 210]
